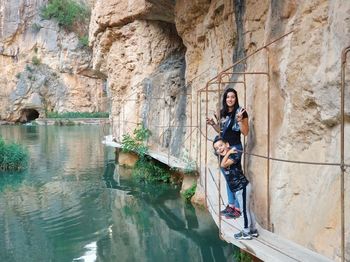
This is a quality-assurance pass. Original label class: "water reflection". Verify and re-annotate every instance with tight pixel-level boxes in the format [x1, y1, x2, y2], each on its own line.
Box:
[0, 125, 232, 262]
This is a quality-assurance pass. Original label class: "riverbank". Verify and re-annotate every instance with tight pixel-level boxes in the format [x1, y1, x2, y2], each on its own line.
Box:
[35, 118, 109, 125]
[0, 118, 109, 126]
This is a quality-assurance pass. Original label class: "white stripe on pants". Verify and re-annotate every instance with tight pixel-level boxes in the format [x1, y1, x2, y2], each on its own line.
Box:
[235, 183, 256, 233]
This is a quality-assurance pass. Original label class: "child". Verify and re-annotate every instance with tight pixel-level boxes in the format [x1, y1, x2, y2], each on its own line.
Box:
[213, 137, 258, 240]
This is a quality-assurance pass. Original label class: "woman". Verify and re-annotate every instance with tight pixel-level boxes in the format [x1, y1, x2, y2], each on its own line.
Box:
[207, 88, 249, 219]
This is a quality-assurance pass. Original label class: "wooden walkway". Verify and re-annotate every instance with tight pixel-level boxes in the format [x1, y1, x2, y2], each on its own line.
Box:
[103, 135, 333, 262]
[205, 165, 333, 262]
[103, 135, 187, 170]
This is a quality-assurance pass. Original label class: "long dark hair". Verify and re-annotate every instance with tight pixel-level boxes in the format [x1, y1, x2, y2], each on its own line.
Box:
[220, 88, 240, 118]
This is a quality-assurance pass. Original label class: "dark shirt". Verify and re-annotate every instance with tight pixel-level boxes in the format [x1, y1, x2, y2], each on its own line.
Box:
[221, 109, 248, 146]
[221, 153, 249, 193]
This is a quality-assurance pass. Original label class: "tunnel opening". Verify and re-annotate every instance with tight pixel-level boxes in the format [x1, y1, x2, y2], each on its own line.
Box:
[19, 108, 40, 123]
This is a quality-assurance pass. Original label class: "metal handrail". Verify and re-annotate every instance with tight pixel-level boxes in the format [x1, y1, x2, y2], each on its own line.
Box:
[199, 32, 348, 261]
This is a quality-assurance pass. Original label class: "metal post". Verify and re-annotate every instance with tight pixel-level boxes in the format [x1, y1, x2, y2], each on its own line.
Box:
[243, 67, 247, 175]
[217, 74, 223, 236]
[266, 47, 271, 231]
[340, 46, 350, 262]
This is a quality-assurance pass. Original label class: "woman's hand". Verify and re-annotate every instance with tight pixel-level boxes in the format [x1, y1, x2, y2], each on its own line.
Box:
[206, 117, 216, 126]
[236, 108, 246, 122]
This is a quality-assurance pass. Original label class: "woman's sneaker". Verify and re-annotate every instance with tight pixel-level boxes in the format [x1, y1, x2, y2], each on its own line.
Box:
[249, 229, 259, 237]
[225, 208, 241, 219]
[220, 205, 234, 216]
[234, 231, 252, 240]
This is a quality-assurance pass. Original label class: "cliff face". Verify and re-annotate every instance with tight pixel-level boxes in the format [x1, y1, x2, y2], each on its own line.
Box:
[90, 0, 349, 260]
[90, 0, 186, 156]
[0, 0, 106, 122]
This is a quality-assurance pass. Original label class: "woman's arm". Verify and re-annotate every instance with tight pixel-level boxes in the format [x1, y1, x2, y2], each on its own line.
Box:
[206, 117, 220, 133]
[236, 108, 249, 136]
[238, 117, 249, 136]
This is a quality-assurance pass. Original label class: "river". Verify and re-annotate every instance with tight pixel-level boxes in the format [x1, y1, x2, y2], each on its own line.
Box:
[0, 125, 234, 262]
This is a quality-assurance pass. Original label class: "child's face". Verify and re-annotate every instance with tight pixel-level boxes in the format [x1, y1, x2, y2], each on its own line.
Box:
[213, 140, 229, 156]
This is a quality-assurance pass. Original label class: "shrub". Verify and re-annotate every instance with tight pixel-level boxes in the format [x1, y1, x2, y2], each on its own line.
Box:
[78, 35, 89, 48]
[132, 158, 171, 183]
[121, 126, 171, 183]
[15, 73, 21, 79]
[31, 23, 42, 33]
[25, 65, 33, 73]
[40, 0, 89, 29]
[121, 126, 151, 158]
[32, 56, 41, 66]
[46, 111, 109, 118]
[182, 183, 197, 201]
[0, 137, 28, 171]
[233, 250, 252, 262]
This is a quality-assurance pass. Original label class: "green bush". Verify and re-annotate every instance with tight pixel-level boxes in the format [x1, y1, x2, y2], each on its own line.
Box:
[26, 65, 33, 73]
[121, 126, 151, 158]
[46, 111, 109, 118]
[0, 137, 28, 171]
[233, 250, 252, 262]
[78, 35, 89, 48]
[182, 183, 196, 201]
[40, 0, 89, 29]
[31, 23, 42, 33]
[121, 126, 171, 183]
[32, 56, 41, 66]
[132, 158, 171, 183]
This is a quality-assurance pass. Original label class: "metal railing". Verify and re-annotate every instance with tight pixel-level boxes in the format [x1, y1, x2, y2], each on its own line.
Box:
[109, 31, 348, 261]
[199, 32, 349, 262]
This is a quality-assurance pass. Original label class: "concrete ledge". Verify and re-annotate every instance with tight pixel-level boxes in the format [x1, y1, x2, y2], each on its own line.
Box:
[103, 135, 188, 170]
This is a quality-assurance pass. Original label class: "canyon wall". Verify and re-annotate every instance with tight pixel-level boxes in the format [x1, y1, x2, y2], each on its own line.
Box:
[90, 0, 187, 156]
[90, 0, 349, 260]
[1, 0, 347, 260]
[0, 0, 106, 122]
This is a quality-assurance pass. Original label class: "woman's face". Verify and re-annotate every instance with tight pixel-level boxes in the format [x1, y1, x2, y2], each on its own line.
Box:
[226, 92, 236, 108]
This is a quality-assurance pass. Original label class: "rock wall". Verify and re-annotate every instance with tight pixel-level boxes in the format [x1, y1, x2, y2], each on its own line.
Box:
[174, 0, 350, 261]
[90, 0, 187, 157]
[0, 0, 106, 122]
[90, 0, 349, 261]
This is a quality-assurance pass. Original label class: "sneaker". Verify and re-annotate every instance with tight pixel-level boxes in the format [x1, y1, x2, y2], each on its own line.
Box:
[220, 205, 234, 216]
[234, 231, 252, 240]
[249, 229, 259, 238]
[225, 208, 241, 219]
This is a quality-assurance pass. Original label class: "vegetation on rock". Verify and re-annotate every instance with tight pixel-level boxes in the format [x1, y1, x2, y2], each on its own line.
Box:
[78, 35, 89, 48]
[46, 112, 109, 118]
[182, 183, 196, 201]
[121, 126, 171, 183]
[121, 126, 151, 157]
[0, 137, 28, 171]
[40, 0, 89, 30]
[32, 56, 41, 66]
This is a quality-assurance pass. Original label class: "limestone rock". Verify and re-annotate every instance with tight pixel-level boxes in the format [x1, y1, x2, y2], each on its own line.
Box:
[0, 0, 106, 122]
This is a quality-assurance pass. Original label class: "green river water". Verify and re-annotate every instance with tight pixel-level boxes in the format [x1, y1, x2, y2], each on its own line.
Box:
[0, 125, 234, 262]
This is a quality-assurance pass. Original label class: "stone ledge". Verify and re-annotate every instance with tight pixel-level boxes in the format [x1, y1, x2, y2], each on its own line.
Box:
[103, 134, 188, 170]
